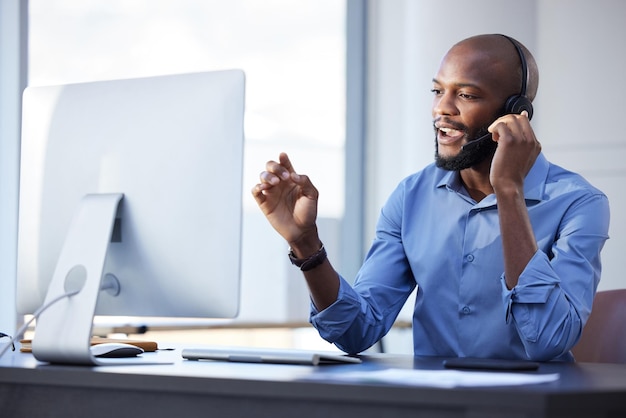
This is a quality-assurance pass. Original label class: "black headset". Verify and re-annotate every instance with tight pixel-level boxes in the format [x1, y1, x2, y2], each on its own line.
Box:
[501, 35, 534, 120]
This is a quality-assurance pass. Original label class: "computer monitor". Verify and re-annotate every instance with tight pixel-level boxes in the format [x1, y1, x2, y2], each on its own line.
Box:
[15, 70, 245, 365]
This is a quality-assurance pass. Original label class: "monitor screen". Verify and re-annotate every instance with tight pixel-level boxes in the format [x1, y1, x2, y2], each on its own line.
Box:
[15, 70, 245, 364]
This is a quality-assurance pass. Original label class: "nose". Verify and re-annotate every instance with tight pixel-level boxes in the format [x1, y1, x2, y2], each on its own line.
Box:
[432, 91, 458, 117]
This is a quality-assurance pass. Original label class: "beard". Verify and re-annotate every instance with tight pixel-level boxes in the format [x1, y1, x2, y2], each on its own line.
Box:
[434, 126, 497, 171]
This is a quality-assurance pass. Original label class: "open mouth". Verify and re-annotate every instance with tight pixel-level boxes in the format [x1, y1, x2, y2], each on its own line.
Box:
[439, 126, 463, 137]
[436, 125, 465, 144]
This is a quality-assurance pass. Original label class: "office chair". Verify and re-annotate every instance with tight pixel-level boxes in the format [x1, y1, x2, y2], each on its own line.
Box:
[571, 289, 626, 363]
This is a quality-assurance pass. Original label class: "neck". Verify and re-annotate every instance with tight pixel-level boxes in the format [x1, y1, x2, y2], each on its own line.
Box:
[460, 159, 493, 202]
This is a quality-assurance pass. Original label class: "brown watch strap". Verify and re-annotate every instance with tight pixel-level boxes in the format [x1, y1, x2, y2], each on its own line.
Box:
[288, 243, 327, 271]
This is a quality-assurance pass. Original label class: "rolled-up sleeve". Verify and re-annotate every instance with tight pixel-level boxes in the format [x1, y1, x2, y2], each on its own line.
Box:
[501, 193, 610, 361]
[309, 277, 362, 343]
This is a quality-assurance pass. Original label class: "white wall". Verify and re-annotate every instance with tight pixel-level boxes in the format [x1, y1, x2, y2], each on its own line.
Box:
[366, 0, 625, 292]
[534, 0, 626, 291]
[0, 0, 27, 336]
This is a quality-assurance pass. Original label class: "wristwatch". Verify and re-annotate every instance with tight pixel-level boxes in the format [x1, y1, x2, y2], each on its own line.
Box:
[288, 243, 327, 271]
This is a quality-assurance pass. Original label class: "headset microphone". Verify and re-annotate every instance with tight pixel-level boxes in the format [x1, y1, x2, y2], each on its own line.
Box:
[461, 132, 493, 152]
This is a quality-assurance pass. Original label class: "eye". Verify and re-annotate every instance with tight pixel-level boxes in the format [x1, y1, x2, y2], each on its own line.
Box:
[459, 93, 478, 100]
[431, 88, 443, 96]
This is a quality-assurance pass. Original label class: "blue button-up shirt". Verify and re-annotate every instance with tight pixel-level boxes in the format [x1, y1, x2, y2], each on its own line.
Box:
[310, 153, 610, 362]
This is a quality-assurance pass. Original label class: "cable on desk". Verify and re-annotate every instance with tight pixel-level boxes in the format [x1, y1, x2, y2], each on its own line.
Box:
[0, 333, 15, 352]
[0, 290, 80, 358]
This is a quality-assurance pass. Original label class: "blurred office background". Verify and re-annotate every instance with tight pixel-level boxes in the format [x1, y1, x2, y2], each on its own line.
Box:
[1, 0, 625, 353]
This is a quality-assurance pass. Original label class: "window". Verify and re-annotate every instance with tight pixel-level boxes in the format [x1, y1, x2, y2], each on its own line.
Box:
[28, 0, 349, 348]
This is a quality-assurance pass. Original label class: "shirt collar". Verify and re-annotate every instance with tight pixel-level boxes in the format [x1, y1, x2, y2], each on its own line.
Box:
[436, 152, 549, 203]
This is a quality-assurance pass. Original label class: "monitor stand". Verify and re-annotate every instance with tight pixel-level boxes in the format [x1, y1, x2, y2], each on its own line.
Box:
[31, 193, 171, 366]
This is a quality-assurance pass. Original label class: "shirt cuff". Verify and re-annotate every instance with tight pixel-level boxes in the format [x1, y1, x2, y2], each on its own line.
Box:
[309, 276, 362, 342]
[501, 250, 560, 304]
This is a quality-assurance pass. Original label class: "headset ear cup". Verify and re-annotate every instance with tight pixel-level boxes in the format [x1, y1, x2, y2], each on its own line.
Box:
[504, 95, 534, 120]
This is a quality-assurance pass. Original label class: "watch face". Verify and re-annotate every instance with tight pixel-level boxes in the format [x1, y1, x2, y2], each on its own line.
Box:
[288, 249, 304, 267]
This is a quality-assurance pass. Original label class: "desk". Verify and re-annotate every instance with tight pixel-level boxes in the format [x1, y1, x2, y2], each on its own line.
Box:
[1, 346, 626, 418]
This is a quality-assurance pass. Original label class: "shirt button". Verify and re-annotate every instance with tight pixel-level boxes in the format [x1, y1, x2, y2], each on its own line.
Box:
[461, 306, 471, 315]
[466, 254, 475, 262]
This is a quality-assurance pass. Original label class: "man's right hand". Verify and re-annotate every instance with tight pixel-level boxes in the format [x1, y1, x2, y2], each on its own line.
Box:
[251, 152, 321, 256]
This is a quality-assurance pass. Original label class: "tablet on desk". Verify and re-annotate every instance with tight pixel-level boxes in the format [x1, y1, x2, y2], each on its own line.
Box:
[443, 357, 540, 371]
[182, 346, 362, 366]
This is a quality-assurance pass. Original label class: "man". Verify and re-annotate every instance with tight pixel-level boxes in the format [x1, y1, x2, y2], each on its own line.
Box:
[251, 34, 610, 362]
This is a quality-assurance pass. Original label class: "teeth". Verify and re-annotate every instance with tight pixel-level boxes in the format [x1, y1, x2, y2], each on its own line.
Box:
[439, 127, 460, 135]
